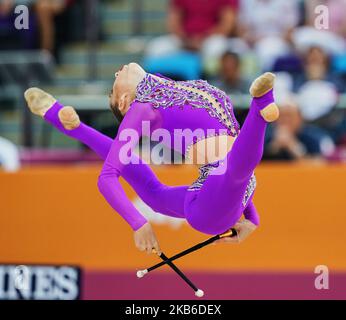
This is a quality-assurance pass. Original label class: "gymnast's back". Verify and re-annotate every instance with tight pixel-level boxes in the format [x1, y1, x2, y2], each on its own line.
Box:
[122, 73, 241, 157]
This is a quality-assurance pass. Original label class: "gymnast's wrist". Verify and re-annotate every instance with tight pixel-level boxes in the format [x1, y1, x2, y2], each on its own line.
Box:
[132, 217, 148, 231]
[245, 219, 258, 229]
[243, 213, 259, 226]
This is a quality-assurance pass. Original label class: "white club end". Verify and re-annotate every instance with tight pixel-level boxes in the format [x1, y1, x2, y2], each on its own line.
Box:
[195, 289, 204, 298]
[136, 269, 148, 278]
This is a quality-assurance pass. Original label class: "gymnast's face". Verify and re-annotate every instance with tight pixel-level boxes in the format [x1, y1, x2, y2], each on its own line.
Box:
[109, 63, 146, 121]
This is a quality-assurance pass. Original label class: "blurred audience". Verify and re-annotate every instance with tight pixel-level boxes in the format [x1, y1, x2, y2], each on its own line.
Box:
[144, 0, 238, 78]
[239, 0, 300, 42]
[293, 45, 346, 146]
[35, 0, 75, 56]
[292, 0, 346, 55]
[0, 0, 37, 50]
[212, 51, 250, 95]
[0, 0, 13, 16]
[305, 0, 346, 38]
[295, 46, 344, 91]
[238, 0, 300, 70]
[0, 0, 77, 59]
[167, 0, 238, 51]
[264, 96, 335, 160]
[1, 0, 346, 161]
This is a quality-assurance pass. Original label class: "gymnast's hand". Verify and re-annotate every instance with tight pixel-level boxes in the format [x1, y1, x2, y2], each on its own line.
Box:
[214, 219, 257, 244]
[134, 222, 161, 255]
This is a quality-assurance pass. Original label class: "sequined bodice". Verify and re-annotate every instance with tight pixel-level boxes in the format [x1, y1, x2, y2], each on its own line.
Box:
[133, 74, 255, 201]
[135, 73, 240, 138]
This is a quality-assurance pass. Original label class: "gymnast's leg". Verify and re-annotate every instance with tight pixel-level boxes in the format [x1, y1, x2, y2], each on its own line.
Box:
[185, 73, 279, 235]
[24, 88, 187, 218]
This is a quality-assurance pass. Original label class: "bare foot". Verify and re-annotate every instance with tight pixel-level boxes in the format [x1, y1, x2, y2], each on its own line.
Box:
[24, 88, 80, 130]
[24, 87, 56, 117]
[58, 106, 80, 130]
[249, 72, 279, 122]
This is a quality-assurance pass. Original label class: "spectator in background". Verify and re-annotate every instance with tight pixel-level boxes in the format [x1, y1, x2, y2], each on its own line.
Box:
[0, 0, 76, 58]
[295, 46, 344, 91]
[238, 0, 300, 71]
[167, 0, 238, 50]
[212, 51, 250, 95]
[0, 0, 13, 16]
[145, 0, 238, 78]
[239, 0, 300, 44]
[35, 0, 75, 55]
[294, 45, 346, 145]
[264, 96, 335, 161]
[304, 46, 331, 81]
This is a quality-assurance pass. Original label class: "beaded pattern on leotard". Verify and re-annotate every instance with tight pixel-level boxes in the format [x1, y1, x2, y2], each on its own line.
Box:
[135, 73, 240, 138]
[188, 160, 256, 207]
[242, 174, 257, 206]
[136, 74, 255, 204]
[187, 161, 223, 191]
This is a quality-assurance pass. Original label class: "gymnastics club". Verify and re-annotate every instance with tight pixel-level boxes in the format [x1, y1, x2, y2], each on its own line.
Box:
[151, 249, 204, 298]
[137, 228, 237, 278]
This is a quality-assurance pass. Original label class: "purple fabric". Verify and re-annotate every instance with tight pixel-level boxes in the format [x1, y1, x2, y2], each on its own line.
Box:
[184, 93, 269, 234]
[43, 75, 272, 234]
[135, 74, 240, 154]
[44, 103, 187, 230]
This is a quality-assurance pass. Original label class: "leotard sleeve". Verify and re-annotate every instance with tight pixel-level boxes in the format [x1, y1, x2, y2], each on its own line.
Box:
[97, 102, 160, 230]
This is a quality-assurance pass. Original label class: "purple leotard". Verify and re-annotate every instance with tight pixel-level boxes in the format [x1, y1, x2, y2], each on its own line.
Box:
[44, 73, 273, 235]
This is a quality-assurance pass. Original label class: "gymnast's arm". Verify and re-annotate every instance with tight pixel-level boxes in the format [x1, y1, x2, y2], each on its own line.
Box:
[97, 102, 161, 251]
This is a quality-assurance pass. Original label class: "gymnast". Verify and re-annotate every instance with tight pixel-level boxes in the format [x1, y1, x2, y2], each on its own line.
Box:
[24, 63, 279, 255]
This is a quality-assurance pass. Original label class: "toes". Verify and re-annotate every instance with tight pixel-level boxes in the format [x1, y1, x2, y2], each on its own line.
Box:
[24, 87, 57, 117]
[24, 87, 40, 102]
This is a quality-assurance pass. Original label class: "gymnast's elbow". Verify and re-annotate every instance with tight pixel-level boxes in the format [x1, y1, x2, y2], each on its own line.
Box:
[97, 167, 120, 195]
[97, 175, 107, 195]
